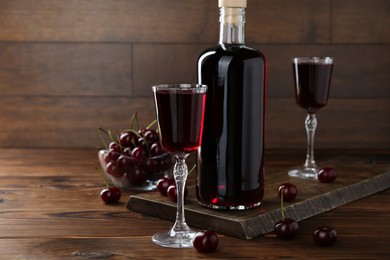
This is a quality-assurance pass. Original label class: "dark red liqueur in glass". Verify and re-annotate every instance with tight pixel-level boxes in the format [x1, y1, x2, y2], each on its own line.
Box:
[155, 91, 206, 153]
[196, 45, 266, 210]
[292, 62, 333, 113]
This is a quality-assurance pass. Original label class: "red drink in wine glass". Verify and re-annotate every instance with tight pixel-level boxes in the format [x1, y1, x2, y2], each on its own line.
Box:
[289, 57, 333, 179]
[152, 84, 207, 248]
[154, 89, 206, 153]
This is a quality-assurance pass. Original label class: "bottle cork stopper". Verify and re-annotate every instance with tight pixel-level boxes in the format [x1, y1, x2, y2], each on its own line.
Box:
[218, 0, 247, 8]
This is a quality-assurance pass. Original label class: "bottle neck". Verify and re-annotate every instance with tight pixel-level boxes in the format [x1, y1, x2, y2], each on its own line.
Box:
[219, 7, 245, 45]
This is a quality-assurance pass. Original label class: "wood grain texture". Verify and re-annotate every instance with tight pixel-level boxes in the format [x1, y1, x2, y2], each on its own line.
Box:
[0, 96, 389, 149]
[2, 0, 387, 44]
[0, 148, 389, 259]
[1, 43, 388, 98]
[0, 96, 156, 148]
[0, 0, 331, 44]
[0, 97, 388, 149]
[0, 0, 218, 43]
[266, 98, 390, 149]
[127, 156, 390, 239]
[0, 42, 132, 96]
[332, 0, 390, 43]
[0, 0, 388, 149]
[247, 0, 330, 44]
[132, 43, 390, 98]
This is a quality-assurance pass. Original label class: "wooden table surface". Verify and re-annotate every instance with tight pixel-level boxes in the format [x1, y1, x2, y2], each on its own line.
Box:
[0, 148, 389, 259]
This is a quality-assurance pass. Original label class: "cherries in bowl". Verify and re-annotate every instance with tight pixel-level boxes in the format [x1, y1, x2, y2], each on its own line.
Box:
[98, 117, 173, 191]
[98, 149, 172, 191]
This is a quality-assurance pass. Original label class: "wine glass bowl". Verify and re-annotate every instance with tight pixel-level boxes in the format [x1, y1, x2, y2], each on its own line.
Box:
[292, 57, 333, 113]
[152, 84, 207, 248]
[288, 57, 333, 179]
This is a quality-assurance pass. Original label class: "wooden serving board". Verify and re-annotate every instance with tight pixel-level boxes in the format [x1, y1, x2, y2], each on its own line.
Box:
[126, 154, 390, 239]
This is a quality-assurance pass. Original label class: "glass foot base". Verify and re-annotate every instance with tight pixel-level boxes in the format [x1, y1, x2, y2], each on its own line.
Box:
[288, 167, 318, 179]
[152, 229, 197, 248]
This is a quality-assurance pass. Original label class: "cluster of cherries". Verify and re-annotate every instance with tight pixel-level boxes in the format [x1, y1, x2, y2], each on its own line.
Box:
[274, 167, 338, 247]
[98, 115, 172, 204]
[102, 128, 173, 186]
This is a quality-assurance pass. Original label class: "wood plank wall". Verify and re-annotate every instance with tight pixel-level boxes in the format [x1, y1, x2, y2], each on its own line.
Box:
[0, 0, 389, 149]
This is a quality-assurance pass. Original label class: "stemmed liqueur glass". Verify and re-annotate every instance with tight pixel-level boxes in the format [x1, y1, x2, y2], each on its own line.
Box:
[288, 57, 333, 179]
[152, 84, 207, 248]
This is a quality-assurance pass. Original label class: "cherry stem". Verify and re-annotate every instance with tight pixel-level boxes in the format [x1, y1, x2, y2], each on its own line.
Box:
[98, 127, 121, 148]
[97, 127, 108, 150]
[130, 112, 139, 131]
[187, 164, 196, 176]
[128, 129, 142, 149]
[281, 187, 285, 221]
[146, 119, 157, 130]
[95, 167, 109, 188]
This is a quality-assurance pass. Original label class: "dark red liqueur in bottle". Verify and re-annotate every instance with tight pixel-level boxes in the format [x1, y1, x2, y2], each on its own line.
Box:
[292, 62, 333, 113]
[196, 0, 266, 210]
[196, 44, 266, 210]
[196, 1, 266, 210]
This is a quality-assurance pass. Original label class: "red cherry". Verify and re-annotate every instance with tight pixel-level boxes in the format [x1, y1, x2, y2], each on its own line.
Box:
[144, 130, 159, 143]
[277, 183, 298, 202]
[138, 128, 148, 136]
[116, 155, 133, 170]
[193, 230, 219, 253]
[313, 226, 337, 246]
[144, 157, 160, 172]
[160, 155, 173, 171]
[167, 184, 188, 203]
[126, 168, 147, 185]
[156, 177, 175, 196]
[131, 146, 147, 159]
[318, 167, 337, 183]
[103, 152, 111, 163]
[136, 137, 147, 147]
[150, 142, 164, 156]
[106, 161, 124, 177]
[106, 150, 121, 162]
[100, 186, 121, 204]
[108, 142, 121, 153]
[274, 183, 299, 240]
[119, 131, 137, 148]
[274, 218, 299, 240]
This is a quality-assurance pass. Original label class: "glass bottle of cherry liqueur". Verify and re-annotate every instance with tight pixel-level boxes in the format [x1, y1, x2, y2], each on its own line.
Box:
[196, 0, 267, 210]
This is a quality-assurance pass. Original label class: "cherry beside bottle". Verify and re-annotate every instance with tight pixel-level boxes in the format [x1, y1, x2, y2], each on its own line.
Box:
[156, 177, 175, 196]
[274, 218, 299, 240]
[167, 184, 188, 203]
[100, 186, 121, 204]
[98, 115, 174, 190]
[277, 183, 298, 202]
[313, 226, 337, 246]
[318, 167, 337, 183]
[274, 185, 299, 240]
[193, 230, 219, 253]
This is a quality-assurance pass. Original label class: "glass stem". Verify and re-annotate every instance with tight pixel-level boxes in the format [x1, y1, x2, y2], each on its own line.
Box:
[304, 113, 317, 169]
[172, 153, 190, 234]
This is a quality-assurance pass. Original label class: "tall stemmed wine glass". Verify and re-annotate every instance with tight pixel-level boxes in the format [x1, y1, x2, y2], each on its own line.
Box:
[152, 84, 207, 248]
[288, 57, 333, 179]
